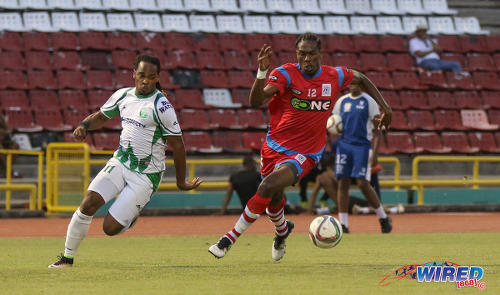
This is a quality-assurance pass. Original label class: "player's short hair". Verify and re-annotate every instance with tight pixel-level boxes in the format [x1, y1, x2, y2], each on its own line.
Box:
[243, 154, 255, 166]
[295, 33, 321, 52]
[135, 54, 161, 74]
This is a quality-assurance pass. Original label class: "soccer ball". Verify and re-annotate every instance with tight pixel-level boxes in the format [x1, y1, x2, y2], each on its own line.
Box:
[326, 114, 342, 134]
[309, 215, 343, 249]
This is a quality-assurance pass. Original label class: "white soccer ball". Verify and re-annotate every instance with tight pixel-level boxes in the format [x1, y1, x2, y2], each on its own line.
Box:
[309, 215, 343, 249]
[326, 114, 342, 134]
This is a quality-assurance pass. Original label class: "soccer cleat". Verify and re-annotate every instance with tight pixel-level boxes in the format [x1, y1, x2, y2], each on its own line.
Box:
[341, 224, 349, 234]
[48, 254, 74, 268]
[380, 217, 393, 233]
[272, 220, 294, 261]
[208, 236, 232, 259]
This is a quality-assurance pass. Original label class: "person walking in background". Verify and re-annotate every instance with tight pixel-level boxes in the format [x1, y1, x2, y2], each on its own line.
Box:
[48, 54, 202, 268]
[332, 83, 392, 234]
[209, 33, 392, 261]
[409, 24, 462, 73]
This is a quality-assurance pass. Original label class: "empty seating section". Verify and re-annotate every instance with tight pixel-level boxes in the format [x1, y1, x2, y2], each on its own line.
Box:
[0, 0, 499, 154]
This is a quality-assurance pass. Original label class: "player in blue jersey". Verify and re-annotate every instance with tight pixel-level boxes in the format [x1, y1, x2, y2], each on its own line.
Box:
[333, 83, 392, 234]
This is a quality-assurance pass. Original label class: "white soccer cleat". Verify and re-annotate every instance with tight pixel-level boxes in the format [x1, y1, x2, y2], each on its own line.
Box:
[208, 237, 232, 259]
[272, 220, 294, 261]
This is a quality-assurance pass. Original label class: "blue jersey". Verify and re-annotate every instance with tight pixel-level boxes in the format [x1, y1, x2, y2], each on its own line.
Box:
[333, 92, 379, 147]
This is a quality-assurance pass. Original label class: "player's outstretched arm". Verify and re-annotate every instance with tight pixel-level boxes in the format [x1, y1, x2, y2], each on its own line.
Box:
[249, 44, 279, 107]
[166, 135, 203, 191]
[351, 70, 392, 130]
[73, 111, 109, 141]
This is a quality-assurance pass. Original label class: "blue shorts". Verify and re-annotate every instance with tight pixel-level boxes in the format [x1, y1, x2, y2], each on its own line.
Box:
[334, 140, 372, 181]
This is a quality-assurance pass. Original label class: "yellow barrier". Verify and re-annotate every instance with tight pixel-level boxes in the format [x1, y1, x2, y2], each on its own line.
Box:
[0, 149, 44, 210]
[0, 184, 37, 210]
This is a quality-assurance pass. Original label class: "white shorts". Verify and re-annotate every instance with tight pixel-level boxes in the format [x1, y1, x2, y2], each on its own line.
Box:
[88, 157, 155, 227]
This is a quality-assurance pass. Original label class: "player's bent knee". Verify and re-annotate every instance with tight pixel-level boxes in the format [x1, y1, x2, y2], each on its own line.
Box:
[80, 191, 105, 216]
[103, 214, 125, 236]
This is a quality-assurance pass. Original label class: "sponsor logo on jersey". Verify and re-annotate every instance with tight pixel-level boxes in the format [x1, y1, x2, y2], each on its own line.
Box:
[321, 84, 331, 96]
[159, 100, 173, 113]
[294, 154, 306, 164]
[290, 97, 331, 111]
[291, 88, 302, 95]
[121, 117, 146, 128]
[139, 108, 148, 118]
[343, 102, 352, 112]
[269, 75, 278, 81]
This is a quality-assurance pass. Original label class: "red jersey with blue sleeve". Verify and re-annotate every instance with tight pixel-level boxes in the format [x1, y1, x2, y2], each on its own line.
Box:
[265, 63, 353, 161]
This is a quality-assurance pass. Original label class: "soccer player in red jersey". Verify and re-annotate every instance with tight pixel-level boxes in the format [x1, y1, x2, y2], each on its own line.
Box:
[209, 33, 392, 261]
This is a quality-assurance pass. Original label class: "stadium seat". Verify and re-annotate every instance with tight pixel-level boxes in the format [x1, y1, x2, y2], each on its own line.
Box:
[183, 131, 221, 153]
[29, 90, 59, 110]
[0, 12, 26, 32]
[292, 0, 323, 14]
[438, 36, 462, 53]
[107, 13, 138, 32]
[192, 33, 218, 51]
[377, 134, 397, 154]
[0, 70, 28, 90]
[319, 0, 353, 14]
[454, 16, 489, 35]
[386, 53, 415, 71]
[217, 33, 246, 51]
[228, 70, 255, 88]
[419, 71, 448, 89]
[493, 54, 500, 71]
[297, 16, 325, 34]
[52, 12, 81, 32]
[240, 0, 267, 12]
[80, 32, 109, 50]
[278, 51, 297, 66]
[208, 109, 242, 129]
[346, 0, 379, 15]
[216, 15, 246, 33]
[488, 109, 500, 126]
[81, 52, 111, 70]
[267, 0, 295, 13]
[23, 12, 56, 32]
[157, 0, 185, 11]
[4, 109, 42, 132]
[0, 0, 22, 9]
[59, 89, 88, 110]
[441, 132, 479, 153]
[23, 32, 49, 51]
[76, 0, 103, 10]
[0, 51, 25, 70]
[212, 131, 247, 153]
[245, 34, 272, 52]
[323, 16, 356, 34]
[461, 109, 499, 130]
[402, 16, 429, 34]
[423, 0, 457, 14]
[376, 16, 405, 34]
[372, 0, 404, 14]
[407, 110, 437, 130]
[359, 53, 385, 71]
[102, 114, 122, 130]
[486, 36, 500, 53]
[434, 110, 468, 130]
[231, 88, 251, 107]
[426, 91, 457, 109]
[0, 32, 23, 51]
[50, 32, 78, 50]
[270, 16, 299, 34]
[108, 32, 136, 50]
[481, 91, 500, 109]
[392, 71, 424, 90]
[86, 70, 114, 89]
[112, 51, 137, 69]
[441, 53, 466, 70]
[0, 90, 29, 110]
[115, 69, 134, 88]
[454, 91, 482, 109]
[211, 0, 241, 12]
[57, 70, 87, 89]
[324, 36, 353, 53]
[468, 132, 500, 153]
[34, 109, 72, 131]
[189, 15, 217, 33]
[446, 72, 474, 90]
[271, 34, 296, 53]
[130, 0, 158, 11]
[165, 50, 197, 70]
[88, 90, 113, 110]
[79, 12, 109, 31]
[386, 132, 422, 153]
[92, 132, 120, 150]
[414, 132, 452, 153]
[379, 36, 407, 53]
[179, 109, 211, 130]
[25, 51, 52, 70]
[242, 131, 266, 150]
[428, 17, 456, 35]
[203, 88, 240, 108]
[200, 70, 228, 88]
[63, 109, 89, 130]
[380, 91, 401, 110]
[467, 54, 495, 72]
[197, 51, 226, 70]
[472, 72, 500, 90]
[399, 91, 431, 110]
[53, 51, 81, 70]
[460, 35, 488, 53]
[174, 89, 209, 109]
[237, 109, 268, 129]
[162, 14, 191, 32]
[136, 32, 164, 50]
[365, 71, 393, 90]
[184, 0, 214, 12]
[243, 15, 272, 34]
[398, 0, 431, 14]
[28, 70, 57, 89]
[353, 35, 380, 52]
[159, 70, 180, 89]
[350, 17, 378, 34]
[331, 53, 359, 69]
[224, 50, 252, 71]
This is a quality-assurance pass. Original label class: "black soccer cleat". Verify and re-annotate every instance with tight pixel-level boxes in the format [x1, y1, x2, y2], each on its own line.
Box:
[341, 224, 349, 234]
[48, 254, 74, 268]
[379, 217, 393, 233]
[272, 220, 294, 261]
[208, 236, 232, 259]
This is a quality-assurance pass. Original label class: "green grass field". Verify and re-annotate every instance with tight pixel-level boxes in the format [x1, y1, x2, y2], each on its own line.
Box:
[1, 233, 499, 295]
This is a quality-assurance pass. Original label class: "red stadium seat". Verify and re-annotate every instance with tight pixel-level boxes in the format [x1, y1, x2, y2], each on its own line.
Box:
[468, 132, 500, 153]
[23, 32, 49, 51]
[271, 34, 296, 52]
[197, 51, 226, 70]
[0, 51, 25, 70]
[472, 72, 500, 90]
[325, 35, 354, 53]
[115, 69, 134, 89]
[173, 89, 208, 109]
[59, 90, 88, 110]
[250, 50, 278, 70]
[467, 53, 495, 71]
[208, 109, 242, 129]
[136, 32, 164, 50]
[50, 32, 78, 50]
[4, 109, 42, 132]
[388, 110, 413, 130]
[79, 32, 109, 50]
[0, 32, 23, 51]
[321, 52, 333, 66]
[86, 70, 114, 89]
[218, 33, 246, 51]
[446, 72, 475, 90]
[380, 91, 401, 110]
[386, 132, 423, 154]
[81, 52, 111, 70]
[426, 91, 457, 109]
[180, 109, 211, 130]
[377, 135, 396, 154]
[53, 51, 82, 70]
[102, 115, 122, 130]
[0, 90, 29, 109]
[0, 70, 27, 89]
[224, 50, 252, 70]
[29, 90, 59, 110]
[166, 32, 195, 52]
[108, 32, 136, 50]
[28, 70, 57, 89]
[459, 35, 488, 53]
[242, 132, 266, 150]
[245, 34, 272, 51]
[386, 53, 415, 71]
[143, 49, 166, 69]
[88, 90, 113, 110]
[165, 50, 197, 70]
[407, 110, 438, 130]
[379, 35, 406, 52]
[25, 51, 52, 70]
[437, 35, 462, 53]
[159, 70, 180, 90]
[392, 71, 423, 90]
[365, 71, 394, 90]
[481, 91, 500, 109]
[192, 33, 218, 51]
[441, 132, 479, 153]
[237, 109, 268, 129]
[34, 109, 72, 131]
[63, 108, 89, 128]
[419, 71, 448, 89]
[434, 110, 468, 130]
[212, 131, 247, 153]
[441, 53, 467, 71]
[231, 88, 251, 107]
[200, 70, 228, 88]
[487, 109, 500, 125]
[228, 70, 254, 88]
[353, 35, 381, 52]
[359, 53, 385, 71]
[493, 54, 500, 71]
[278, 51, 298, 66]
[183, 131, 221, 153]
[112, 51, 137, 69]
[461, 109, 499, 130]
[486, 35, 500, 53]
[399, 91, 431, 109]
[331, 53, 359, 69]
[92, 132, 120, 150]
[414, 132, 452, 153]
[454, 91, 482, 109]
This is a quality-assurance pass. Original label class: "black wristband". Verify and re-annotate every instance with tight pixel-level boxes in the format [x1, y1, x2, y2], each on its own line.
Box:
[78, 121, 90, 130]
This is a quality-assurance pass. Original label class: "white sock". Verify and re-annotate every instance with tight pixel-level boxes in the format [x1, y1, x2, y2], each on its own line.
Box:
[359, 207, 370, 214]
[375, 205, 387, 219]
[316, 207, 330, 214]
[64, 208, 93, 258]
[389, 207, 398, 214]
[339, 212, 348, 228]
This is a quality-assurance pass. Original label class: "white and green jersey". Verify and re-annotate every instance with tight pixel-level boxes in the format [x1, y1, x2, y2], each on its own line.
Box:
[100, 87, 181, 180]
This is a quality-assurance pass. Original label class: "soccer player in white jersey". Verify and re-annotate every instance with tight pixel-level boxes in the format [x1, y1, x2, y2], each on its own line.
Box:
[49, 55, 203, 268]
[333, 83, 392, 234]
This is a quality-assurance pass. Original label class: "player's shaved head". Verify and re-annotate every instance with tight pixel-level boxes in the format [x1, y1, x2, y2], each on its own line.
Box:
[295, 33, 321, 52]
